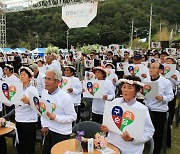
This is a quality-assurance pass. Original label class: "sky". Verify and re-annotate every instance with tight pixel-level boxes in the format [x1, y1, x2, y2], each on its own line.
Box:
[0, 0, 41, 9]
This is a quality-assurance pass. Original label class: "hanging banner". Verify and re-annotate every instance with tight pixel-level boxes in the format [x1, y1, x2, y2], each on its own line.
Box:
[62, 2, 98, 28]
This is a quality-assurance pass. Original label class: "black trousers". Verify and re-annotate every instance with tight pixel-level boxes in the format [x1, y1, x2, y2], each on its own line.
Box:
[16, 122, 36, 154]
[42, 130, 70, 154]
[92, 113, 103, 124]
[150, 111, 167, 154]
[168, 95, 176, 125]
[0, 111, 7, 154]
[75, 105, 81, 123]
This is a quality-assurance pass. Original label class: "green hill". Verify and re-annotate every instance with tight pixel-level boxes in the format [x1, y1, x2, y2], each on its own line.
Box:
[6, 0, 180, 49]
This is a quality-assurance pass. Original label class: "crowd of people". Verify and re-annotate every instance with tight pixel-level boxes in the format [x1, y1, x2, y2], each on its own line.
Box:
[0, 46, 179, 154]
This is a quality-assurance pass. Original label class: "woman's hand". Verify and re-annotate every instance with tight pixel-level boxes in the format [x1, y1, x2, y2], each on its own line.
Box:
[0, 118, 6, 127]
[67, 88, 73, 93]
[121, 131, 134, 142]
[21, 95, 30, 105]
[112, 78, 117, 83]
[100, 124, 109, 132]
[103, 95, 108, 100]
[171, 74, 177, 80]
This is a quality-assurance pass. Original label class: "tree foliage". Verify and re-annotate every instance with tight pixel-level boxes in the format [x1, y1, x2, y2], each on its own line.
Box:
[5, 0, 180, 49]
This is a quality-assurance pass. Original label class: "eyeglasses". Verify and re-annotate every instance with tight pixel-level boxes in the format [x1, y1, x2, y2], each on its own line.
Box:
[44, 77, 56, 81]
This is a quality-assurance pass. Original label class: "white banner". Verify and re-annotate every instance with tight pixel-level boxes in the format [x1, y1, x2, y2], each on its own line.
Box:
[162, 64, 176, 78]
[29, 92, 52, 119]
[137, 82, 159, 98]
[123, 64, 145, 77]
[83, 79, 105, 98]
[59, 76, 72, 92]
[151, 42, 161, 48]
[166, 48, 177, 55]
[0, 81, 23, 105]
[103, 98, 146, 140]
[62, 2, 98, 28]
[85, 71, 95, 81]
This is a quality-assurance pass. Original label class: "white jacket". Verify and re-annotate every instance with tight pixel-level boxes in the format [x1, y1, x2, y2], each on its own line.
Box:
[143, 76, 174, 112]
[41, 88, 77, 135]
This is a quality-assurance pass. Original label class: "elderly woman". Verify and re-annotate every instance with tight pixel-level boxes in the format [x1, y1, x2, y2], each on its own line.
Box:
[101, 75, 154, 154]
[164, 56, 180, 148]
[16, 67, 39, 154]
[91, 66, 115, 124]
[63, 65, 82, 123]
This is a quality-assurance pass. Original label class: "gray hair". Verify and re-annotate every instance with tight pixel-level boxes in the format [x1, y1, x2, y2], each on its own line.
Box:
[46, 68, 62, 81]
[29, 63, 38, 70]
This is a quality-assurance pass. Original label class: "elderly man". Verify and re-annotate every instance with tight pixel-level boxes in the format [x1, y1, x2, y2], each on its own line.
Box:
[45, 55, 61, 71]
[143, 62, 174, 154]
[29, 63, 45, 97]
[41, 68, 77, 154]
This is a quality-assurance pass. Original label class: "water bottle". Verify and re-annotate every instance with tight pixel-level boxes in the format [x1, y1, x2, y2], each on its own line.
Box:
[88, 138, 94, 153]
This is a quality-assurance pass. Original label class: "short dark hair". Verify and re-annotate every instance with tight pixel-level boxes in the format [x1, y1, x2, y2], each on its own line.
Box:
[121, 75, 141, 92]
[19, 68, 33, 78]
[107, 51, 113, 55]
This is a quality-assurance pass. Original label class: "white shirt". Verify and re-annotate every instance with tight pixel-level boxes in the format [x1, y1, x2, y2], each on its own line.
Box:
[143, 76, 174, 112]
[31, 72, 45, 97]
[2, 74, 20, 82]
[15, 85, 38, 122]
[41, 88, 77, 135]
[46, 60, 61, 71]
[67, 76, 82, 106]
[38, 66, 46, 74]
[0, 67, 3, 79]
[92, 78, 115, 115]
[169, 70, 180, 95]
[107, 98, 154, 154]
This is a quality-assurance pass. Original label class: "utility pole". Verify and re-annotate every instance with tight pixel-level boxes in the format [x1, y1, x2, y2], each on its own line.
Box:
[175, 22, 177, 36]
[130, 18, 134, 48]
[148, 4, 152, 50]
[66, 29, 70, 50]
[159, 21, 162, 41]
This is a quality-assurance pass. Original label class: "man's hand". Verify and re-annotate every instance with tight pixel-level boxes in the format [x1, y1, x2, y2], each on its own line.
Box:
[156, 95, 163, 101]
[41, 127, 49, 137]
[47, 112, 56, 120]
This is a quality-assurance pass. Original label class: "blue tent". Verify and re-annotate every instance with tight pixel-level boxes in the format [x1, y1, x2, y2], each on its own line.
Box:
[1, 48, 13, 53]
[32, 48, 46, 57]
[14, 48, 27, 53]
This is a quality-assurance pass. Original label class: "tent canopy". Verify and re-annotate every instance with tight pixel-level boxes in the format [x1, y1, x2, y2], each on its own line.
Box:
[14, 48, 27, 53]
